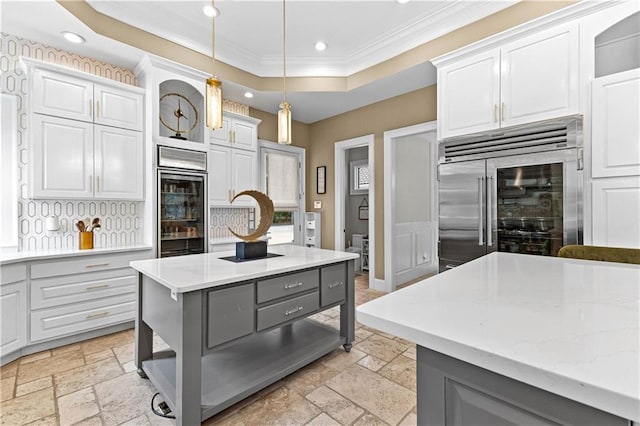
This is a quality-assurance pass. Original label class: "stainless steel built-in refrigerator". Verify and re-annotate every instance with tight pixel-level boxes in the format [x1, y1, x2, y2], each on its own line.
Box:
[438, 117, 583, 272]
[157, 146, 207, 258]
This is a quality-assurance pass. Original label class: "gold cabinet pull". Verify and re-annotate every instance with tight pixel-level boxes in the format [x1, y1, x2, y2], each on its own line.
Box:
[89, 99, 92, 116]
[96, 100, 100, 118]
[233, 131, 236, 144]
[96, 176, 100, 192]
[86, 311, 109, 319]
[494, 104, 498, 122]
[228, 130, 232, 143]
[86, 284, 109, 290]
[501, 102, 505, 121]
[85, 263, 110, 268]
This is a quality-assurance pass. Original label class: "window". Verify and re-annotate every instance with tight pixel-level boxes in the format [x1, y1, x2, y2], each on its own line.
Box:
[260, 142, 305, 245]
[350, 160, 369, 195]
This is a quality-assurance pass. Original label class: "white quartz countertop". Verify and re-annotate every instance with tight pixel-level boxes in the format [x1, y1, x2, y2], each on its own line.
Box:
[130, 244, 359, 294]
[0, 245, 153, 265]
[357, 252, 640, 421]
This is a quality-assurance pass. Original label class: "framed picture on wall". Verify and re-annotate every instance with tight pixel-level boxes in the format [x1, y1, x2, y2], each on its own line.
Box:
[316, 166, 326, 194]
[359, 206, 369, 220]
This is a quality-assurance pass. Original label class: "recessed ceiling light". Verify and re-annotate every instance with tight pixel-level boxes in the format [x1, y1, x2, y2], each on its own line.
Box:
[396, 0, 411, 3]
[203, 5, 220, 17]
[314, 41, 327, 52]
[61, 31, 85, 44]
[244, 92, 254, 99]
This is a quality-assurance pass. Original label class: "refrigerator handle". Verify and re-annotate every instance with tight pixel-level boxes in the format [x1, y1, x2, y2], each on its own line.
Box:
[487, 176, 493, 247]
[478, 177, 484, 246]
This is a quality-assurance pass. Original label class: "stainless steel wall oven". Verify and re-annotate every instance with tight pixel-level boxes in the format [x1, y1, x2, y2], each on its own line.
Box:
[157, 146, 208, 258]
[438, 117, 583, 272]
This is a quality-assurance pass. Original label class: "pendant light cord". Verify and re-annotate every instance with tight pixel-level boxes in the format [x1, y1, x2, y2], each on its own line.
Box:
[282, 0, 287, 103]
[212, 0, 216, 68]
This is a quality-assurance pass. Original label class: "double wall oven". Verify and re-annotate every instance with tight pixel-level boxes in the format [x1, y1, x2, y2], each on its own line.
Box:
[438, 117, 583, 272]
[157, 146, 208, 258]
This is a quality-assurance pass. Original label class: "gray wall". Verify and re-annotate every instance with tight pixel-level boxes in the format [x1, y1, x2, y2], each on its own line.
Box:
[345, 146, 368, 247]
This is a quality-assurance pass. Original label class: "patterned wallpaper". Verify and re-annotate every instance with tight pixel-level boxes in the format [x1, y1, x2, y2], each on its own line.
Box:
[1, 33, 143, 250]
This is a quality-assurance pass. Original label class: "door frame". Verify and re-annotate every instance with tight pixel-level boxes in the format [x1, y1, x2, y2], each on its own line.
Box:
[383, 121, 438, 292]
[334, 134, 376, 290]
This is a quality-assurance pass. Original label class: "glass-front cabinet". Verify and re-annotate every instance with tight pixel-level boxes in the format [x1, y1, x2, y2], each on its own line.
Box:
[159, 172, 206, 257]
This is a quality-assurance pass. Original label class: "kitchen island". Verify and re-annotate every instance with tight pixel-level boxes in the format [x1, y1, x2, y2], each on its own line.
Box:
[130, 244, 357, 425]
[357, 252, 640, 425]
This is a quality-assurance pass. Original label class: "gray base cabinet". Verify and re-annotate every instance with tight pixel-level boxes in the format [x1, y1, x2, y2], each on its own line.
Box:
[417, 346, 631, 426]
[136, 260, 355, 425]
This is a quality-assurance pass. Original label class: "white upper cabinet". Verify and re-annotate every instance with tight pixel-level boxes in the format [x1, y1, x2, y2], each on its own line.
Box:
[208, 145, 232, 206]
[208, 145, 257, 208]
[436, 22, 579, 139]
[31, 115, 94, 199]
[94, 84, 144, 131]
[31, 69, 93, 123]
[94, 125, 144, 200]
[23, 58, 145, 200]
[592, 69, 640, 178]
[210, 112, 259, 152]
[501, 23, 579, 127]
[438, 51, 500, 137]
[30, 67, 143, 131]
[231, 149, 257, 206]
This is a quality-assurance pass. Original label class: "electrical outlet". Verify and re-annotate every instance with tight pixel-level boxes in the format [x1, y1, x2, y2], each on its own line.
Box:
[314, 201, 322, 209]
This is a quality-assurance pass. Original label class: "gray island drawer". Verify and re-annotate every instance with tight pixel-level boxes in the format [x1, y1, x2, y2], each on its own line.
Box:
[207, 284, 255, 347]
[320, 263, 346, 307]
[256, 269, 319, 304]
[257, 292, 319, 331]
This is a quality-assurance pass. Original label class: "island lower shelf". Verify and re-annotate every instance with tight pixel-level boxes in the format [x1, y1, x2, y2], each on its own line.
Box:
[143, 319, 342, 420]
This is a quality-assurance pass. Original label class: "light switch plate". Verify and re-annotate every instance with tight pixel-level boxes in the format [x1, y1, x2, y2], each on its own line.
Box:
[314, 201, 322, 209]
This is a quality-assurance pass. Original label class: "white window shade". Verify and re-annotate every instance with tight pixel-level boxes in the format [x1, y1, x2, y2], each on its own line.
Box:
[266, 151, 299, 209]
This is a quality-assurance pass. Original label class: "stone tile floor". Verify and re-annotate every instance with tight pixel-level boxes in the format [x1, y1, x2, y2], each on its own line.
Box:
[0, 273, 424, 426]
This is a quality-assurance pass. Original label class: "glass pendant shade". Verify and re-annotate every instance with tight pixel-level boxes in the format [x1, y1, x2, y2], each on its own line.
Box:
[206, 76, 223, 130]
[278, 101, 292, 145]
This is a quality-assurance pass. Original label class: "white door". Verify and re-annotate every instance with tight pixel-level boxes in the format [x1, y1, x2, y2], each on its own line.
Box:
[94, 84, 143, 131]
[501, 23, 579, 127]
[31, 115, 94, 199]
[231, 149, 257, 206]
[31, 68, 93, 122]
[592, 69, 640, 178]
[233, 120, 257, 151]
[208, 145, 232, 206]
[438, 50, 500, 139]
[94, 125, 144, 200]
[392, 130, 438, 285]
[592, 176, 640, 248]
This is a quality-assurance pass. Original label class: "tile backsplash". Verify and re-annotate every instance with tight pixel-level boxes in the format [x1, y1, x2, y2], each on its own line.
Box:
[210, 208, 255, 240]
[1, 33, 143, 250]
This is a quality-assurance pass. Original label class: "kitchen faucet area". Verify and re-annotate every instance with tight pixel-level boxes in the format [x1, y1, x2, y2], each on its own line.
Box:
[1, 1, 638, 425]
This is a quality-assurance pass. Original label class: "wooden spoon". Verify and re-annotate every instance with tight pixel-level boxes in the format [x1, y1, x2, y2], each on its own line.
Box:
[76, 220, 85, 232]
[90, 218, 101, 231]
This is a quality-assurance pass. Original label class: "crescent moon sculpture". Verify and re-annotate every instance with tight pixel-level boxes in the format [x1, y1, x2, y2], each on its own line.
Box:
[228, 190, 275, 242]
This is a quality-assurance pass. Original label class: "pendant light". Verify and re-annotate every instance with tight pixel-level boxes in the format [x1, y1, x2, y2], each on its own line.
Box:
[206, 0, 223, 130]
[277, 0, 292, 145]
